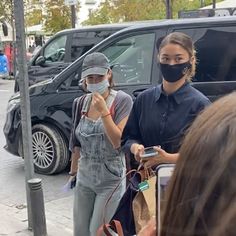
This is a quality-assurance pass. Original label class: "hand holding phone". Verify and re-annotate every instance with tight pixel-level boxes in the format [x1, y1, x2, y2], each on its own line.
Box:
[140, 146, 159, 159]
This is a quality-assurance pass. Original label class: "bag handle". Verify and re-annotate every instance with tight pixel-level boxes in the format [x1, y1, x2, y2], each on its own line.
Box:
[102, 168, 139, 225]
[101, 163, 152, 223]
[98, 163, 153, 235]
[96, 168, 140, 236]
[96, 220, 124, 236]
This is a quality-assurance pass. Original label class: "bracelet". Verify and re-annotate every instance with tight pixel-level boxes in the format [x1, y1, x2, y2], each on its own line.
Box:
[69, 171, 77, 176]
[101, 112, 111, 118]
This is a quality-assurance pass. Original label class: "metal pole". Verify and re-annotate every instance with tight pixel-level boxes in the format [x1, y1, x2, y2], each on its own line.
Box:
[166, 0, 172, 19]
[28, 179, 47, 236]
[200, 0, 204, 8]
[13, 0, 35, 229]
[71, 4, 76, 28]
[212, 0, 216, 9]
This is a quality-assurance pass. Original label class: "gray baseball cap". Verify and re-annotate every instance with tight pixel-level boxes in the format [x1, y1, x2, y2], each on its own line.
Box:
[81, 52, 110, 78]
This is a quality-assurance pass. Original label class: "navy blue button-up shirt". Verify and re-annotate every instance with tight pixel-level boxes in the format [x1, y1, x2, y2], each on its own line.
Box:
[122, 82, 211, 153]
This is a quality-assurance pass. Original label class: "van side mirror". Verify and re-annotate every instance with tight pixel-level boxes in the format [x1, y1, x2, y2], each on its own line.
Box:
[35, 56, 46, 66]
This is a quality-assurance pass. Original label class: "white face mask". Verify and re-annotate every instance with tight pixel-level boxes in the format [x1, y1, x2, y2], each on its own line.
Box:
[87, 79, 109, 94]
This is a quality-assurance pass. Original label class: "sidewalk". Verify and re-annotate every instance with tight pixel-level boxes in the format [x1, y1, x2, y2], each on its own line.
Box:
[0, 194, 73, 236]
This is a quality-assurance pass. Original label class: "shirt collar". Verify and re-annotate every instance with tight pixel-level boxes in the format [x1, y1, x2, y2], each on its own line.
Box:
[155, 81, 190, 104]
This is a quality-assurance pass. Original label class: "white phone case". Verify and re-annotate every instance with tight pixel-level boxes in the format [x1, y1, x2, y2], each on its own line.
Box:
[156, 164, 175, 236]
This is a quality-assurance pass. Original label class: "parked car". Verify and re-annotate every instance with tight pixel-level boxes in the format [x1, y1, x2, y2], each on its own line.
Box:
[4, 16, 236, 174]
[14, 22, 135, 92]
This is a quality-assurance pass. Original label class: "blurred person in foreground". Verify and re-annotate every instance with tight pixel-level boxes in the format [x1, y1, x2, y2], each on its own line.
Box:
[161, 92, 236, 236]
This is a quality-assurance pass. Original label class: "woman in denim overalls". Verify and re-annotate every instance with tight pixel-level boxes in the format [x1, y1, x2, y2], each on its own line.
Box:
[69, 52, 133, 236]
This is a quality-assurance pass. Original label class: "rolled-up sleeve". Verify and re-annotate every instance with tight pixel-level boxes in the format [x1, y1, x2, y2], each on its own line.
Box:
[113, 91, 133, 125]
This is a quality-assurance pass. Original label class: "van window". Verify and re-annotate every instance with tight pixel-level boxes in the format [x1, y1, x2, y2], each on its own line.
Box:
[178, 27, 236, 82]
[63, 33, 155, 90]
[101, 33, 155, 85]
[71, 31, 117, 62]
[44, 35, 67, 62]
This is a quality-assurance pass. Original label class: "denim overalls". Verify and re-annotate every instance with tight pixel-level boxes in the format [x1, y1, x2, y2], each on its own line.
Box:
[73, 90, 126, 236]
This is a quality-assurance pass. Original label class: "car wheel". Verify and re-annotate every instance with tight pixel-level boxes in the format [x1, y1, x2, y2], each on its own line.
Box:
[32, 124, 69, 174]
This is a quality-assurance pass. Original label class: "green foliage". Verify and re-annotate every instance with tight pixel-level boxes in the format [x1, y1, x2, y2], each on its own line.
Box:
[0, 0, 14, 22]
[24, 0, 43, 26]
[82, 0, 165, 25]
[172, 0, 223, 18]
[44, 0, 72, 34]
[83, 0, 225, 25]
[43, 0, 80, 34]
[25, 8, 43, 26]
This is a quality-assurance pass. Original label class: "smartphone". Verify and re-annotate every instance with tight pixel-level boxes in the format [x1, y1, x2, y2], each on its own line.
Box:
[140, 146, 158, 158]
[156, 164, 175, 236]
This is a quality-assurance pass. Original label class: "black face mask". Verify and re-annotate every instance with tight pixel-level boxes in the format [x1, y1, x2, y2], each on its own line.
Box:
[160, 62, 192, 83]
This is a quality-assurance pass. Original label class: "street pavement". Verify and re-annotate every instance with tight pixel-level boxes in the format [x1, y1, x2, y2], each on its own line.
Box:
[0, 79, 74, 236]
[0, 195, 73, 236]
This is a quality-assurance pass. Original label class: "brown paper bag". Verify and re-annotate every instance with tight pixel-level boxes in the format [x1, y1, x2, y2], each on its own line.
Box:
[132, 175, 156, 233]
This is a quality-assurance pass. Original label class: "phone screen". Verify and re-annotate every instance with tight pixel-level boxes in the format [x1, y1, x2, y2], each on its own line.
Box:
[144, 147, 156, 154]
[140, 147, 158, 158]
[156, 164, 175, 236]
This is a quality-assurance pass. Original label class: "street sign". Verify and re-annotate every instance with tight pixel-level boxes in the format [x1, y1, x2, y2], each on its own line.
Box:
[64, 0, 78, 5]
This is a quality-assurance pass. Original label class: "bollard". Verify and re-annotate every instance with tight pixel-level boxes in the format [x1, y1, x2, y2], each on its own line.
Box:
[28, 178, 47, 236]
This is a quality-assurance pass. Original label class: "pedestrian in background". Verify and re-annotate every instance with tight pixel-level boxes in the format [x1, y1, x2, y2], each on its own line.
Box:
[69, 52, 133, 236]
[0, 47, 9, 80]
[161, 92, 236, 236]
[122, 32, 210, 168]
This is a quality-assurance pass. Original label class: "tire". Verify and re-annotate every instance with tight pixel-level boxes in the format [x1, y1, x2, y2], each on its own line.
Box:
[32, 124, 69, 174]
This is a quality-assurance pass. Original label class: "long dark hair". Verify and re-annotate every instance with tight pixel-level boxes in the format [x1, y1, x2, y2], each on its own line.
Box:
[161, 92, 236, 236]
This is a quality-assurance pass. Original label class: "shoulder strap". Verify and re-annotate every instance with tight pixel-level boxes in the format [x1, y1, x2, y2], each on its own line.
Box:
[74, 94, 86, 126]
[108, 90, 118, 118]
[70, 94, 86, 151]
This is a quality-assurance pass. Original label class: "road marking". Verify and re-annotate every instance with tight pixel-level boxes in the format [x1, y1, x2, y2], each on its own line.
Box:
[0, 90, 9, 92]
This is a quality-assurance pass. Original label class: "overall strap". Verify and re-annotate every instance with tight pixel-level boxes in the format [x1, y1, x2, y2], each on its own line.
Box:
[73, 95, 86, 129]
[107, 89, 118, 117]
[69, 94, 86, 151]
[81, 93, 92, 114]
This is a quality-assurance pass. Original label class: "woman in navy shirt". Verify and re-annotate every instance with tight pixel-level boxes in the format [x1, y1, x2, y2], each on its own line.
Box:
[122, 32, 210, 167]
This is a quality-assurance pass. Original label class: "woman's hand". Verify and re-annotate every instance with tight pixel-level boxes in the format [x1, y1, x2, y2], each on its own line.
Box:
[130, 143, 145, 162]
[142, 146, 179, 168]
[92, 92, 109, 116]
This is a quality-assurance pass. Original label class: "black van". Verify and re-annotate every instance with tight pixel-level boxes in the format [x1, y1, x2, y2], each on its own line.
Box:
[14, 23, 134, 92]
[5, 16, 236, 174]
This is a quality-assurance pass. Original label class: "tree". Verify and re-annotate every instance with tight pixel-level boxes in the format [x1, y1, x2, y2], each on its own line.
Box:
[83, 0, 224, 25]
[83, 0, 165, 25]
[26, 8, 43, 26]
[0, 0, 13, 22]
[0, 0, 41, 27]
[24, 0, 43, 26]
[43, 0, 80, 34]
[44, 0, 71, 34]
